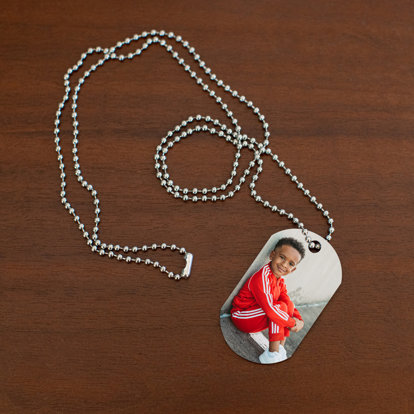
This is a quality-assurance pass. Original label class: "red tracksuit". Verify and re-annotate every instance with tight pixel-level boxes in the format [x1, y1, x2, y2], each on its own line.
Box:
[231, 261, 302, 342]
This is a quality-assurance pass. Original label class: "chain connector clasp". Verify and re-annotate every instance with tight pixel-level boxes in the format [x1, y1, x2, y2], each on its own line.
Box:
[181, 253, 193, 278]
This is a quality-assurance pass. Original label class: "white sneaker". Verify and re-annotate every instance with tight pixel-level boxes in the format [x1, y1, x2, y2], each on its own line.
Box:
[259, 349, 285, 364]
[279, 345, 287, 359]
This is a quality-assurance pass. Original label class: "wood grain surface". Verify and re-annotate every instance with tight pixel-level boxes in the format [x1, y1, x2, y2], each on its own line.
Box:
[1, 1, 413, 413]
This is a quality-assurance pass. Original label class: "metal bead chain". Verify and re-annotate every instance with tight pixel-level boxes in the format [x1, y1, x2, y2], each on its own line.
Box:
[53, 29, 335, 280]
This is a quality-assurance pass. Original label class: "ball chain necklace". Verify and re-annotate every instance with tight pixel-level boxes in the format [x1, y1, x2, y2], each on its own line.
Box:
[53, 29, 335, 280]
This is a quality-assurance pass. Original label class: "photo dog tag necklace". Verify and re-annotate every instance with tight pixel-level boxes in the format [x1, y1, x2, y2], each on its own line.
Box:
[53, 30, 336, 282]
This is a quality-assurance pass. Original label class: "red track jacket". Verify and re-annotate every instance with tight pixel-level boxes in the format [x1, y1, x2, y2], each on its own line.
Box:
[231, 261, 302, 328]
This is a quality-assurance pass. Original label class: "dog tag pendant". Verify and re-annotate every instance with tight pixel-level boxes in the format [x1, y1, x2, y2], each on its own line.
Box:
[220, 229, 342, 364]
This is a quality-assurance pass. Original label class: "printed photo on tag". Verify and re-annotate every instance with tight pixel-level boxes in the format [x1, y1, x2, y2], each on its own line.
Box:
[219, 229, 342, 364]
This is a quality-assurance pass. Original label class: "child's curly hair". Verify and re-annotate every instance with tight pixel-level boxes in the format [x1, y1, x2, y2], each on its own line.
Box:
[273, 237, 306, 261]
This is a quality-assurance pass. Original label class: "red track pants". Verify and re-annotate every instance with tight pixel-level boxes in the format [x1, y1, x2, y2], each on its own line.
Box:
[231, 301, 294, 342]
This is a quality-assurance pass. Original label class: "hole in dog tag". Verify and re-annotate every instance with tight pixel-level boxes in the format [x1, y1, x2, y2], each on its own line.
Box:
[220, 229, 342, 364]
[308, 240, 322, 253]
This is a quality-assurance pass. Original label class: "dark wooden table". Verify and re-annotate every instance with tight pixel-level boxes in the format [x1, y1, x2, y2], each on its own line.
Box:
[1, 1, 413, 413]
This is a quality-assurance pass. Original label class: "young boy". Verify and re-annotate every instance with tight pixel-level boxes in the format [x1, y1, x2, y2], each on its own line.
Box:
[231, 237, 306, 364]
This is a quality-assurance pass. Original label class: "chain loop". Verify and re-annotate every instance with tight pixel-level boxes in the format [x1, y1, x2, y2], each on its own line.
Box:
[53, 30, 335, 280]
